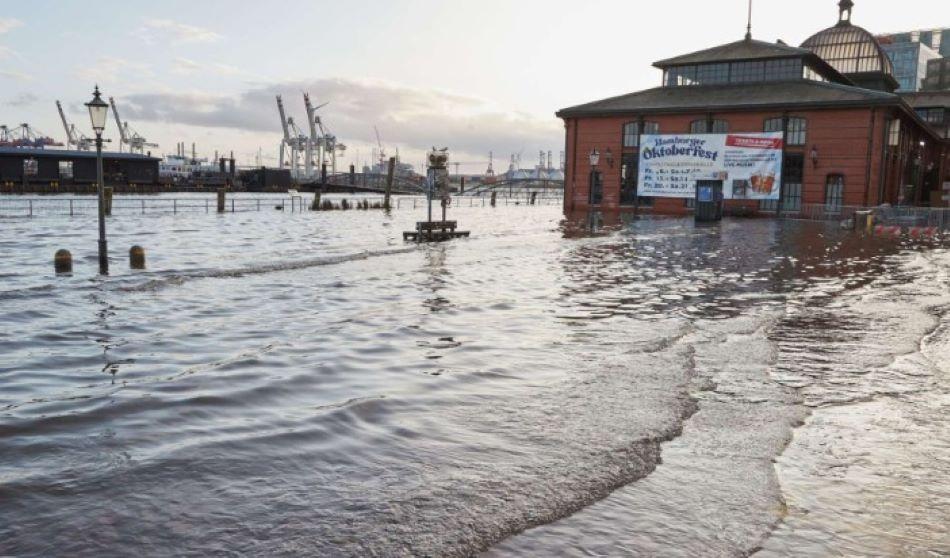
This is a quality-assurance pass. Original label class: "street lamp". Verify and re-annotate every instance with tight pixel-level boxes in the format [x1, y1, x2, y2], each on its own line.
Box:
[86, 85, 109, 275]
[589, 148, 600, 167]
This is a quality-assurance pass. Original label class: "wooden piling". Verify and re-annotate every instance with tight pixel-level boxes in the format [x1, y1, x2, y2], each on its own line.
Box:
[385, 157, 396, 210]
[217, 188, 226, 213]
[531, 192, 537, 205]
[54, 249, 72, 274]
[490, 191, 497, 207]
[311, 192, 322, 211]
[104, 187, 114, 216]
[129, 245, 146, 269]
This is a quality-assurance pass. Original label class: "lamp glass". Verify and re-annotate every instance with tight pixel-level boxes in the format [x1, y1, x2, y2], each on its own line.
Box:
[86, 88, 109, 134]
[589, 149, 600, 166]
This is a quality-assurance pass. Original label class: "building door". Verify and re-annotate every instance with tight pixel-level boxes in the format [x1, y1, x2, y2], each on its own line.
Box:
[620, 154, 638, 205]
[589, 170, 603, 205]
[825, 174, 844, 214]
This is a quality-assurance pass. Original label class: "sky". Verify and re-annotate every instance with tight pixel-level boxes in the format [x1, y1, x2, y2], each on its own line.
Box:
[1, 0, 947, 173]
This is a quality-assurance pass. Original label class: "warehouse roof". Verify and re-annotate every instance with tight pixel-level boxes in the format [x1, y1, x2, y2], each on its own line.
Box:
[0, 147, 160, 161]
[556, 80, 898, 117]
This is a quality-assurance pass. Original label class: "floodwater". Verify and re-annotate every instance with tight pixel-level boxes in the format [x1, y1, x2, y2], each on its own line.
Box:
[1, 195, 948, 557]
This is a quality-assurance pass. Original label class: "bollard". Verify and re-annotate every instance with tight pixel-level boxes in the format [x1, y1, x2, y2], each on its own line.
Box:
[217, 188, 226, 213]
[54, 249, 72, 274]
[530, 192, 537, 205]
[490, 191, 497, 207]
[129, 245, 146, 269]
[311, 192, 322, 211]
[104, 187, 114, 216]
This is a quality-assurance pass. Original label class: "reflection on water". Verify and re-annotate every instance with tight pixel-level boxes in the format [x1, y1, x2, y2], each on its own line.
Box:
[0, 198, 948, 556]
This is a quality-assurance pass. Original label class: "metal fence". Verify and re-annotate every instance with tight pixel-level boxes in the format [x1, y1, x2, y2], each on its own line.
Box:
[776, 203, 950, 230]
[0, 194, 562, 217]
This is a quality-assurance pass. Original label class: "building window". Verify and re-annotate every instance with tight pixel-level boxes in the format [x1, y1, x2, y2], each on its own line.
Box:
[623, 122, 640, 147]
[58, 161, 73, 179]
[23, 159, 38, 177]
[589, 170, 603, 205]
[764, 59, 802, 81]
[665, 65, 697, 86]
[731, 61, 765, 83]
[691, 119, 728, 133]
[695, 63, 730, 85]
[759, 153, 804, 212]
[685, 198, 696, 209]
[825, 174, 844, 214]
[888, 119, 901, 146]
[764, 117, 806, 145]
[916, 108, 945, 124]
[638, 196, 654, 207]
[643, 122, 659, 135]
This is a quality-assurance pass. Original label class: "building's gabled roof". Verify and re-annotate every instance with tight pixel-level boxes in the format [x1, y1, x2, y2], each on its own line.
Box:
[0, 147, 160, 161]
[652, 39, 812, 68]
[556, 80, 899, 118]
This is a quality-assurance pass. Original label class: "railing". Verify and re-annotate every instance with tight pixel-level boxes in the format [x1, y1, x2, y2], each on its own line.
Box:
[0, 194, 562, 217]
[778, 203, 950, 230]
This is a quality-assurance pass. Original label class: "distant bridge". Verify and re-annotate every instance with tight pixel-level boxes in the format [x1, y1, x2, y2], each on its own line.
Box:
[460, 178, 564, 197]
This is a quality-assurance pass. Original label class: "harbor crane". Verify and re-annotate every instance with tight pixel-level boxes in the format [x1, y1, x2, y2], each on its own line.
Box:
[275, 94, 310, 180]
[56, 101, 93, 151]
[303, 93, 345, 176]
[109, 97, 158, 154]
[0, 123, 63, 148]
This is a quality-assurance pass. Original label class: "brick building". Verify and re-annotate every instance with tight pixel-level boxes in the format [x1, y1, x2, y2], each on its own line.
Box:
[558, 1, 950, 215]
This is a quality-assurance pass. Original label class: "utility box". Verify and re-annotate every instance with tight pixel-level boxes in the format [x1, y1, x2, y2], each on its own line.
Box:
[695, 180, 723, 222]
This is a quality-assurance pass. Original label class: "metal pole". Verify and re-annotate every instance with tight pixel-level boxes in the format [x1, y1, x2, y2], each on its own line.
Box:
[96, 135, 108, 275]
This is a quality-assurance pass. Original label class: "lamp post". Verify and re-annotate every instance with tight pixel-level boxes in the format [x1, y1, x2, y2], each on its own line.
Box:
[86, 86, 109, 275]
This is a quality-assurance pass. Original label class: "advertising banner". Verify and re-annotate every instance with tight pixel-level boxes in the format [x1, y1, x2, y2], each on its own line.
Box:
[638, 132, 784, 200]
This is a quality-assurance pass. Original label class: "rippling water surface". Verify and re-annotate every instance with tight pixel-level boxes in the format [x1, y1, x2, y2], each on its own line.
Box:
[1, 195, 948, 556]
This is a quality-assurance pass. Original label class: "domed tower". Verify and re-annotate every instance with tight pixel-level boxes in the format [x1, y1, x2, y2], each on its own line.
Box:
[801, 0, 899, 92]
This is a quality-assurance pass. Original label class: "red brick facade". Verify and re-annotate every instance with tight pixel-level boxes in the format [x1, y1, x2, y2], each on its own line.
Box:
[562, 107, 949, 215]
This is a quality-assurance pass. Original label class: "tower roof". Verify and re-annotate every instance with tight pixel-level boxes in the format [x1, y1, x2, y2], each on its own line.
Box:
[800, 1, 898, 91]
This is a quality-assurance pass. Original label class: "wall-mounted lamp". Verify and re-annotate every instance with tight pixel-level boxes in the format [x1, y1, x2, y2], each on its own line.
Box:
[810, 145, 819, 169]
[604, 148, 614, 168]
[589, 148, 600, 167]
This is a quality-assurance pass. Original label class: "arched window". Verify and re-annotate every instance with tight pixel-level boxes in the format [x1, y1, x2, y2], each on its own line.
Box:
[623, 122, 640, 147]
[623, 122, 660, 147]
[764, 117, 807, 145]
[825, 174, 845, 214]
[690, 119, 728, 133]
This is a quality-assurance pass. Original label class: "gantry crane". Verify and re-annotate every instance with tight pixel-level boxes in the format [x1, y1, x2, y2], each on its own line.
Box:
[109, 97, 158, 154]
[56, 101, 93, 150]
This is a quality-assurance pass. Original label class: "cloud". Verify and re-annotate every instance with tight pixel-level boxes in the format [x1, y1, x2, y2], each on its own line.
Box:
[172, 57, 201, 75]
[0, 18, 23, 35]
[0, 70, 32, 82]
[141, 19, 221, 44]
[0, 45, 16, 59]
[119, 78, 561, 160]
[5, 92, 39, 107]
[74, 56, 152, 84]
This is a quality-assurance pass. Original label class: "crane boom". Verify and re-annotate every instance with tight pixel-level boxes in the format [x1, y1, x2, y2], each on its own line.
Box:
[276, 95, 292, 142]
[109, 97, 129, 144]
[303, 93, 319, 142]
[56, 101, 77, 147]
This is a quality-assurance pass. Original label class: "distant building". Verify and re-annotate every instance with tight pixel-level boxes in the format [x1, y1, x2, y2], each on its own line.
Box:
[923, 58, 950, 91]
[0, 147, 159, 187]
[877, 28, 950, 57]
[902, 92, 950, 139]
[879, 42, 941, 91]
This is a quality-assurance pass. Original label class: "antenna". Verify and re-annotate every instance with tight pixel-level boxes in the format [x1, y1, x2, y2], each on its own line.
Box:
[747, 0, 753, 39]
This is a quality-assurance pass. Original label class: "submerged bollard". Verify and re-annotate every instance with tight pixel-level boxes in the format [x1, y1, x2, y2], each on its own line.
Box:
[54, 249, 72, 274]
[530, 192, 537, 205]
[217, 188, 226, 213]
[311, 192, 322, 211]
[129, 245, 146, 269]
[490, 191, 497, 207]
[104, 187, 114, 216]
